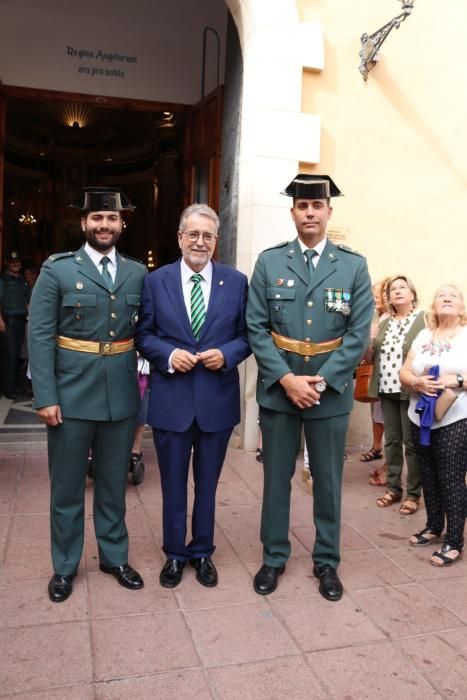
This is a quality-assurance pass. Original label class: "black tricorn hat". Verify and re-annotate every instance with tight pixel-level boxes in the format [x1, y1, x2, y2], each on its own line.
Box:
[281, 174, 343, 199]
[5, 251, 21, 263]
[70, 186, 136, 211]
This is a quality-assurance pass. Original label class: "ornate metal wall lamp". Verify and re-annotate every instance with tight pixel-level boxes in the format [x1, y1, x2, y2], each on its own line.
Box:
[359, 1, 415, 81]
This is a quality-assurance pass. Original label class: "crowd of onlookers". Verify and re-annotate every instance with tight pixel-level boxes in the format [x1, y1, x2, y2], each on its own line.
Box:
[359, 276, 466, 567]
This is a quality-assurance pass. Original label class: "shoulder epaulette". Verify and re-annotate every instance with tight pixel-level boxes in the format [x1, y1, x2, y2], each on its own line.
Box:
[337, 244, 364, 258]
[119, 254, 145, 266]
[47, 251, 76, 263]
[263, 240, 291, 253]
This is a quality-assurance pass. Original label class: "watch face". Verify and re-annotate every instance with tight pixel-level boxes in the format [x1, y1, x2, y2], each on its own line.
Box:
[315, 381, 326, 393]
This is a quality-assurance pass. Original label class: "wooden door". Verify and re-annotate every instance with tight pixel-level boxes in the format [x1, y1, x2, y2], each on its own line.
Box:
[183, 86, 223, 210]
[0, 80, 5, 263]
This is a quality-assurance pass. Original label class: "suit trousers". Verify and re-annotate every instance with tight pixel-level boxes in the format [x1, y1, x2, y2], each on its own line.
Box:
[47, 415, 136, 575]
[259, 407, 349, 569]
[153, 420, 232, 561]
[380, 394, 421, 499]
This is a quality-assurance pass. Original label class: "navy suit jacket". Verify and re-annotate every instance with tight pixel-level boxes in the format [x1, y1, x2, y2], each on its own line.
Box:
[135, 259, 250, 432]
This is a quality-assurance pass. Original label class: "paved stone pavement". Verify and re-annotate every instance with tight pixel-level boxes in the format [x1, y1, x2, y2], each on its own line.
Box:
[0, 434, 466, 699]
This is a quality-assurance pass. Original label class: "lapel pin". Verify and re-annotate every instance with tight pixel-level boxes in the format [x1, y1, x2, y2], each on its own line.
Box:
[277, 279, 284, 286]
[288, 249, 295, 255]
[75, 256, 82, 261]
[76, 281, 84, 289]
[329, 253, 335, 259]
[287, 279, 294, 287]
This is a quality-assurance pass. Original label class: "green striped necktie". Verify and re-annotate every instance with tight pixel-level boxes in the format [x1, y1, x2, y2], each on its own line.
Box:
[190, 273, 206, 339]
[305, 249, 318, 278]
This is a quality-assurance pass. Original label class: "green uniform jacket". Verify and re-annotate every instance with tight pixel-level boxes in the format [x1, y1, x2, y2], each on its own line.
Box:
[246, 237, 374, 418]
[0, 271, 31, 314]
[28, 246, 146, 421]
[368, 310, 426, 401]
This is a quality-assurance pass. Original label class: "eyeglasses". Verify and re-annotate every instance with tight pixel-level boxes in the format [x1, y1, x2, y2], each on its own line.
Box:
[182, 230, 218, 244]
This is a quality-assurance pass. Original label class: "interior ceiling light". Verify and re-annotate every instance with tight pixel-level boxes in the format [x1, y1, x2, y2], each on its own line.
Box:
[59, 102, 93, 128]
[19, 213, 37, 225]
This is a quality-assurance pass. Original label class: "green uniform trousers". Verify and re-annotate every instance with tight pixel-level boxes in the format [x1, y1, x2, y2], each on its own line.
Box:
[380, 394, 421, 500]
[260, 407, 349, 569]
[47, 415, 137, 575]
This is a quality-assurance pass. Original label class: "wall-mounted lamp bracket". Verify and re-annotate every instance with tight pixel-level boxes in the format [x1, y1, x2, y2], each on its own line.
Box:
[359, 1, 415, 81]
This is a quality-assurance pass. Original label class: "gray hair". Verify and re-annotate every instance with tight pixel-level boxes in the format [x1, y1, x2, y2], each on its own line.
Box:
[178, 203, 220, 234]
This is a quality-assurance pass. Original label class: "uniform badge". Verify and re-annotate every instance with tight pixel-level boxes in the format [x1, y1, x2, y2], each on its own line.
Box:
[342, 289, 352, 315]
[325, 288, 335, 310]
[273, 304, 281, 312]
[335, 289, 343, 311]
[76, 281, 84, 289]
[286, 279, 294, 287]
[130, 310, 139, 326]
[75, 256, 82, 261]
[276, 279, 284, 287]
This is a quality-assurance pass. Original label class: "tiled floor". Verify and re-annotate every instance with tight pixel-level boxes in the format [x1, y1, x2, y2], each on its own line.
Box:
[0, 439, 466, 699]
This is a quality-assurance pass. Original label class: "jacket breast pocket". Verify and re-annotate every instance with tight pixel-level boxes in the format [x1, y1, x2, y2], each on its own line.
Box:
[125, 294, 141, 328]
[62, 293, 97, 331]
[266, 287, 296, 325]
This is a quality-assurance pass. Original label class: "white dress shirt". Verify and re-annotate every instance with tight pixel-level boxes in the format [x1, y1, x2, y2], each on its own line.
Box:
[298, 236, 327, 269]
[84, 242, 117, 282]
[168, 259, 213, 371]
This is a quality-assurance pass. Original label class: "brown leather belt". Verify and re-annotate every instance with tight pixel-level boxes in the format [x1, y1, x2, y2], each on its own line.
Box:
[271, 331, 342, 357]
[56, 335, 134, 355]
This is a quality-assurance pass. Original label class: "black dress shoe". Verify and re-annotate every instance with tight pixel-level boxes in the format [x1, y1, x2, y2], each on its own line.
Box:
[190, 557, 218, 587]
[99, 563, 144, 590]
[253, 563, 285, 595]
[159, 559, 185, 588]
[48, 573, 76, 603]
[313, 564, 343, 601]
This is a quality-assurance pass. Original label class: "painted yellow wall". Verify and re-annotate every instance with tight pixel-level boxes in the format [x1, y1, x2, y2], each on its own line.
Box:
[297, 0, 467, 310]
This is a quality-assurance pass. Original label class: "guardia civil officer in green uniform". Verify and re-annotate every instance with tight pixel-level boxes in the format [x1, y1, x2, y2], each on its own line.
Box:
[246, 175, 373, 601]
[0, 251, 31, 399]
[28, 187, 147, 602]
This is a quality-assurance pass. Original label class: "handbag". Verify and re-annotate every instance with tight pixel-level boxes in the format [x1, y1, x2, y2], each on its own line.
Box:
[434, 388, 457, 421]
[354, 364, 376, 403]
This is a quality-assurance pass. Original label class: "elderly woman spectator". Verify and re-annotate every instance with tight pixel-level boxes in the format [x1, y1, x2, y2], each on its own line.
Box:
[400, 284, 467, 566]
[367, 275, 425, 513]
[362, 278, 390, 485]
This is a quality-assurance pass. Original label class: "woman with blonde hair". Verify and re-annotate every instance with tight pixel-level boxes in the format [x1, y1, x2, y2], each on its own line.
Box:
[400, 284, 467, 566]
[367, 275, 425, 513]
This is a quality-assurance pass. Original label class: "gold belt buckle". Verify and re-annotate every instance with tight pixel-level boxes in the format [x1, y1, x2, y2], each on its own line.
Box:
[99, 342, 114, 355]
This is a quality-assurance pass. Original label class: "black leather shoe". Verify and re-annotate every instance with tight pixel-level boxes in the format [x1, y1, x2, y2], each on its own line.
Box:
[190, 557, 218, 587]
[313, 564, 343, 601]
[253, 563, 285, 595]
[159, 559, 185, 588]
[99, 563, 144, 590]
[48, 573, 76, 603]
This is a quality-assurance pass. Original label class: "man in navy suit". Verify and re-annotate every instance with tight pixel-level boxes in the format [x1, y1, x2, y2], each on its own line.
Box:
[136, 203, 250, 588]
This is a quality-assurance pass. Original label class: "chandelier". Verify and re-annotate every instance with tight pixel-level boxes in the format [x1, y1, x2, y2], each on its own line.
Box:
[18, 213, 37, 225]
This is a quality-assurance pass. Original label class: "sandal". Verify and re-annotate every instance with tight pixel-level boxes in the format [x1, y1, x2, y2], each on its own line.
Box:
[399, 498, 419, 515]
[368, 464, 387, 486]
[376, 491, 401, 508]
[430, 543, 463, 567]
[360, 447, 383, 463]
[410, 528, 442, 547]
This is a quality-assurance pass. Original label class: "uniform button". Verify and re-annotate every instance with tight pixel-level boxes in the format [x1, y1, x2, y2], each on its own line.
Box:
[110, 294, 116, 300]
[111, 312, 117, 319]
[275, 294, 280, 299]
[304, 356, 310, 362]
[76, 302, 81, 308]
[305, 337, 311, 342]
[344, 382, 348, 387]
[307, 301, 314, 308]
[109, 330, 116, 337]
[306, 319, 312, 326]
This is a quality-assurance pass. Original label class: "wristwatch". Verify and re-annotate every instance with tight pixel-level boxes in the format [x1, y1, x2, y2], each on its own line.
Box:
[315, 380, 327, 393]
[456, 374, 464, 388]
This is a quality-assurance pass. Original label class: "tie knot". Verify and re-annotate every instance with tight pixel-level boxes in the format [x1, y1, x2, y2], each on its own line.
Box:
[191, 273, 203, 284]
[305, 249, 317, 262]
[101, 256, 110, 267]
